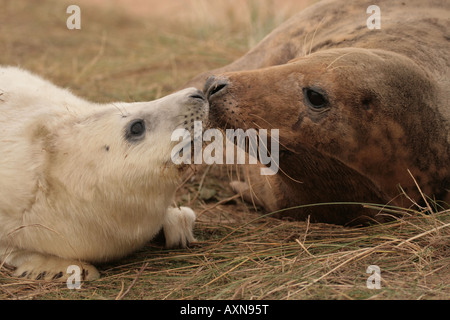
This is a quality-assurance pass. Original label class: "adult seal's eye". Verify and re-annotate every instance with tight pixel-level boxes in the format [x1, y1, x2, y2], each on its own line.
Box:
[303, 88, 328, 110]
[126, 119, 146, 142]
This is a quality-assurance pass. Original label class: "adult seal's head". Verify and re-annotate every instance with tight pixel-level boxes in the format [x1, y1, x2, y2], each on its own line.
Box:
[198, 0, 450, 225]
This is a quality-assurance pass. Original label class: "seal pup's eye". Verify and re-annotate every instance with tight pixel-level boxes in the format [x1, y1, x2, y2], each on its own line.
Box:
[125, 119, 146, 142]
[303, 88, 328, 110]
[130, 120, 145, 135]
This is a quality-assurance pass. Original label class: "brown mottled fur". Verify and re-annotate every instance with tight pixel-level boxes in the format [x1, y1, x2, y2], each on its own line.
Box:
[187, 0, 450, 225]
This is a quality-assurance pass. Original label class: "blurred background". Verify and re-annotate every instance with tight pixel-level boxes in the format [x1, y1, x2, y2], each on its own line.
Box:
[1, 0, 312, 102]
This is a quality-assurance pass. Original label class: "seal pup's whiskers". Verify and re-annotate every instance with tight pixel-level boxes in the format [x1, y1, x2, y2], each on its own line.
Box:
[111, 103, 128, 118]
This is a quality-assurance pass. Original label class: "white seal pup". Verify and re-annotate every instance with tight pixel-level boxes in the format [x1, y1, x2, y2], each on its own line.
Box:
[0, 66, 208, 280]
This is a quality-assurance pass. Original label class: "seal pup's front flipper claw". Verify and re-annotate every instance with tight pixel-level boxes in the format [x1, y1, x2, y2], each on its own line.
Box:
[163, 206, 196, 248]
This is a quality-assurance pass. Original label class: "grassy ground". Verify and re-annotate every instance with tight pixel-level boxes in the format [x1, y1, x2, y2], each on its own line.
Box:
[0, 0, 448, 300]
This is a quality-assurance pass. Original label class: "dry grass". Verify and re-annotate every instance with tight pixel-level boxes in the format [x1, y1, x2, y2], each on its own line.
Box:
[0, 0, 449, 300]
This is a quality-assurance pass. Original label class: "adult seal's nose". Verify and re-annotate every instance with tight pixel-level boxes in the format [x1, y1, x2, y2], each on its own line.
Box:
[204, 76, 229, 101]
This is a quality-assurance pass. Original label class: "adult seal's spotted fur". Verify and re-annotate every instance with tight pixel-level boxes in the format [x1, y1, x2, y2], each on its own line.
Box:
[0, 66, 208, 280]
[190, 0, 449, 225]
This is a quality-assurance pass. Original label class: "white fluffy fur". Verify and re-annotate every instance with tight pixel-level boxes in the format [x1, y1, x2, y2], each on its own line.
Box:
[0, 66, 207, 280]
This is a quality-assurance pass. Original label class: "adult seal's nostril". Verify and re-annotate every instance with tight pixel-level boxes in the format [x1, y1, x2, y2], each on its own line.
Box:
[203, 76, 216, 94]
[204, 76, 229, 100]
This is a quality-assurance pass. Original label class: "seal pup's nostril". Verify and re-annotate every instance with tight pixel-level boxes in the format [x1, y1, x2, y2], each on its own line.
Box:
[189, 89, 206, 101]
[204, 76, 229, 100]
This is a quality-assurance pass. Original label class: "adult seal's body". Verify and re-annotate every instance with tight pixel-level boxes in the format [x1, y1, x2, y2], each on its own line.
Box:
[193, 0, 449, 225]
[0, 66, 208, 280]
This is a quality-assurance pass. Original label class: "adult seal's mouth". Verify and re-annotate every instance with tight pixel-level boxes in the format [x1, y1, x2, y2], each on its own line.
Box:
[187, 0, 450, 225]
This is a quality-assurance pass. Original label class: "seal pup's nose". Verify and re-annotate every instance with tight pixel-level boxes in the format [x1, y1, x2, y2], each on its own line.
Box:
[204, 76, 229, 100]
[188, 89, 206, 102]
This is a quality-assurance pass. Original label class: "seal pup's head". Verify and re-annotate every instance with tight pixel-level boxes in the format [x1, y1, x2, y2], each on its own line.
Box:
[43, 88, 209, 201]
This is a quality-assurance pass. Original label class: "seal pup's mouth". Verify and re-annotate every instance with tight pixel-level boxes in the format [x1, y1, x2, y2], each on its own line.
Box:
[168, 88, 209, 168]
